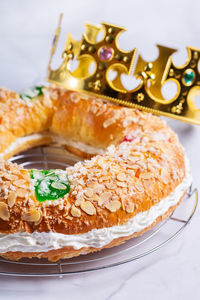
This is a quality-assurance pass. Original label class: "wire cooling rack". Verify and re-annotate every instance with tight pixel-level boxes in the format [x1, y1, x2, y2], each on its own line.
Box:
[0, 145, 197, 277]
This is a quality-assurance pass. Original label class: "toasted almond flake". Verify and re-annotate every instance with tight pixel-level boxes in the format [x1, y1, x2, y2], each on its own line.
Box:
[140, 172, 152, 179]
[13, 180, 27, 188]
[7, 191, 16, 208]
[71, 205, 81, 217]
[125, 202, 135, 213]
[161, 168, 169, 184]
[106, 200, 121, 212]
[116, 173, 126, 181]
[116, 181, 127, 187]
[103, 118, 115, 128]
[10, 166, 21, 175]
[22, 210, 41, 223]
[93, 184, 104, 194]
[17, 188, 27, 198]
[75, 198, 84, 206]
[134, 182, 144, 193]
[80, 201, 96, 215]
[51, 182, 66, 190]
[86, 194, 100, 202]
[64, 201, 71, 211]
[143, 179, 151, 189]
[106, 182, 117, 190]
[131, 151, 143, 157]
[84, 188, 94, 197]
[86, 181, 97, 188]
[66, 215, 73, 220]
[100, 192, 112, 203]
[99, 176, 108, 183]
[0, 202, 10, 221]
[3, 173, 18, 181]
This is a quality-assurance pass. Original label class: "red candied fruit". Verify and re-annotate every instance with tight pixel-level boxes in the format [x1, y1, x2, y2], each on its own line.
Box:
[121, 135, 135, 143]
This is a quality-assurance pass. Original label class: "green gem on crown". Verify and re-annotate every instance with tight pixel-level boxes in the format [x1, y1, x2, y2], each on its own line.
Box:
[19, 86, 44, 101]
[183, 69, 195, 86]
[30, 169, 70, 202]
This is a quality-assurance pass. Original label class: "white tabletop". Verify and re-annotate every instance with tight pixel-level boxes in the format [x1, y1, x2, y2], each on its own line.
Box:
[0, 0, 200, 299]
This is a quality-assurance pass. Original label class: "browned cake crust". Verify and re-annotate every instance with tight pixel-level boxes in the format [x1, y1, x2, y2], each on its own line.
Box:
[0, 86, 189, 261]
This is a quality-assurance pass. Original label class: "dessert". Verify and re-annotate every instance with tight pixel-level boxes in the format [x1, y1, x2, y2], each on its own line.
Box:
[0, 86, 192, 261]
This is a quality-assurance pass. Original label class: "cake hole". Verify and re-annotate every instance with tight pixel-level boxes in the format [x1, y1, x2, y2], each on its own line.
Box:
[108, 69, 117, 81]
[161, 81, 178, 100]
[121, 74, 142, 91]
[68, 56, 79, 72]
[89, 62, 96, 75]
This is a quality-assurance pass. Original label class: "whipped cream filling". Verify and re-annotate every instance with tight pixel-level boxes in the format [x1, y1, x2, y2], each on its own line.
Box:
[1, 133, 104, 158]
[0, 158, 192, 253]
[0, 133, 52, 158]
[52, 134, 105, 155]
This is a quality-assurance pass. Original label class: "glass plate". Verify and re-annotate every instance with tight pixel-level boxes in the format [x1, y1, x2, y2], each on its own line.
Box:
[0, 145, 197, 277]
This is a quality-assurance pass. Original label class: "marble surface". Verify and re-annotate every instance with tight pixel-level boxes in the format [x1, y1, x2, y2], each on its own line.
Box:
[0, 0, 200, 299]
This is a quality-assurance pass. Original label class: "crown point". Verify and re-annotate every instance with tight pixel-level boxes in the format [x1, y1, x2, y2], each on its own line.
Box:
[99, 46, 113, 61]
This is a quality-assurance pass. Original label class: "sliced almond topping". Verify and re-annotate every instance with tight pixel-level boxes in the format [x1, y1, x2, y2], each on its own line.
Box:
[80, 201, 96, 216]
[103, 118, 115, 128]
[131, 151, 143, 158]
[51, 182, 66, 190]
[86, 181, 96, 188]
[71, 205, 81, 217]
[13, 179, 27, 188]
[93, 184, 104, 194]
[125, 202, 135, 213]
[134, 182, 144, 193]
[3, 173, 18, 181]
[0, 202, 10, 221]
[84, 188, 94, 198]
[116, 173, 126, 182]
[75, 198, 84, 206]
[17, 188, 28, 198]
[161, 168, 169, 184]
[99, 176, 108, 183]
[66, 215, 73, 220]
[86, 194, 99, 202]
[116, 181, 127, 187]
[106, 182, 117, 190]
[10, 166, 21, 175]
[140, 172, 152, 180]
[22, 210, 41, 223]
[98, 192, 112, 206]
[106, 200, 121, 212]
[7, 191, 16, 208]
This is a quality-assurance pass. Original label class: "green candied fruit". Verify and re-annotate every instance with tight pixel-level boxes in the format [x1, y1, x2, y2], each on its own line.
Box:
[30, 169, 70, 202]
[19, 86, 44, 101]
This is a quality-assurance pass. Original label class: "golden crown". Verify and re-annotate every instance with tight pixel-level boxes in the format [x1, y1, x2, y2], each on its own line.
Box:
[47, 14, 200, 125]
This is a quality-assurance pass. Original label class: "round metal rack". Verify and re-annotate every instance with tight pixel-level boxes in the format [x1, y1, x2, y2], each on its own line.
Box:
[0, 145, 198, 277]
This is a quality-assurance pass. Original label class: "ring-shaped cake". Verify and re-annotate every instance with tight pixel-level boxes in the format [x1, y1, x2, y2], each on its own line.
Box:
[0, 86, 192, 261]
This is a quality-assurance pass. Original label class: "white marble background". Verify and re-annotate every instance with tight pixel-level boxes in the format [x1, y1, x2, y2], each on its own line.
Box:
[0, 0, 200, 299]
